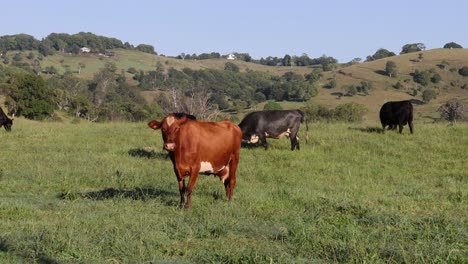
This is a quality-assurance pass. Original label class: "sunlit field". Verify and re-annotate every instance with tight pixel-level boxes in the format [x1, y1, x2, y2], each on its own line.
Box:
[0, 120, 466, 263]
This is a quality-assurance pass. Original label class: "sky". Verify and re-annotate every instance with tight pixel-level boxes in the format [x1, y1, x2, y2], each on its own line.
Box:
[1, 0, 467, 62]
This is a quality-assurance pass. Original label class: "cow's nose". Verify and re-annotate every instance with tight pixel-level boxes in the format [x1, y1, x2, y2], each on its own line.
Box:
[164, 142, 175, 151]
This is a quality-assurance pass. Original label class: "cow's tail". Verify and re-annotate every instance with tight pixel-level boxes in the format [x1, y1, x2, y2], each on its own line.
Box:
[299, 110, 309, 143]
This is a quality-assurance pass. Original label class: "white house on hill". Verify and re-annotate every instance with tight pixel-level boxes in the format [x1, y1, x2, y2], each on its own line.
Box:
[227, 53, 236, 60]
[80, 47, 90, 53]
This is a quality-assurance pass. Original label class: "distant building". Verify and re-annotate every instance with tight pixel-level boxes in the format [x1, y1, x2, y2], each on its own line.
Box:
[80, 47, 90, 53]
[227, 53, 236, 60]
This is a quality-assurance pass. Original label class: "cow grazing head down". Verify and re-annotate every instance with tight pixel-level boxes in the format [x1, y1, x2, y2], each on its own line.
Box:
[2, 118, 13, 132]
[0, 106, 13, 132]
[148, 113, 242, 209]
[238, 109, 309, 150]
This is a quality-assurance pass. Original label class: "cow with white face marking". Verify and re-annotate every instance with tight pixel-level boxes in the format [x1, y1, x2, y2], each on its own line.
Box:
[148, 113, 242, 209]
[238, 109, 309, 150]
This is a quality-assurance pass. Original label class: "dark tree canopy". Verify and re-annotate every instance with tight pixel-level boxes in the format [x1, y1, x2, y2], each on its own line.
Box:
[400, 43, 426, 54]
[366, 48, 396, 61]
[443, 42, 463, 49]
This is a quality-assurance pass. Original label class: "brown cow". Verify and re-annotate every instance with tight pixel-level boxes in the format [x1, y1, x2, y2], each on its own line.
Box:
[148, 114, 242, 208]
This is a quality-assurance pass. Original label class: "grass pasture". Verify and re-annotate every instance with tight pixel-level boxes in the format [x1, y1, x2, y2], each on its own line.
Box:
[0, 120, 467, 263]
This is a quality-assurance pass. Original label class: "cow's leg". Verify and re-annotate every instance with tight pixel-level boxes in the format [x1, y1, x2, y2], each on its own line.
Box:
[178, 179, 186, 207]
[398, 122, 404, 134]
[173, 160, 187, 208]
[408, 120, 414, 134]
[184, 171, 199, 209]
[289, 134, 299, 150]
[260, 135, 268, 150]
[224, 155, 239, 201]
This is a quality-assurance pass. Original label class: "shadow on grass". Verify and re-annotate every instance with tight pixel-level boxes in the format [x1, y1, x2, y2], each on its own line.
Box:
[241, 141, 263, 149]
[349, 126, 384, 134]
[128, 148, 169, 159]
[58, 187, 178, 205]
[0, 236, 60, 264]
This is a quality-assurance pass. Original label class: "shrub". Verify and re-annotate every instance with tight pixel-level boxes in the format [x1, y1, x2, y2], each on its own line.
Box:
[413, 70, 431, 86]
[458, 66, 468, 77]
[302, 102, 367, 122]
[438, 99, 464, 123]
[334, 103, 368, 122]
[263, 101, 283, 110]
[127, 67, 137, 74]
[422, 89, 438, 102]
[301, 103, 333, 121]
[431, 73, 442, 83]
[224, 62, 240, 72]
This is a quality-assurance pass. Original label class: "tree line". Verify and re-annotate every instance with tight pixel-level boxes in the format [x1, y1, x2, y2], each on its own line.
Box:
[0, 33, 156, 56]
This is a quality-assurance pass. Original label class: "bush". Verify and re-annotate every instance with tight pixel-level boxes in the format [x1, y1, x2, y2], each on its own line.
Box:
[458, 66, 468, 77]
[302, 103, 333, 121]
[438, 99, 464, 123]
[422, 89, 438, 102]
[413, 70, 431, 86]
[302, 102, 367, 122]
[333, 103, 368, 122]
[263, 101, 283, 110]
[224, 62, 240, 72]
[431, 73, 442, 83]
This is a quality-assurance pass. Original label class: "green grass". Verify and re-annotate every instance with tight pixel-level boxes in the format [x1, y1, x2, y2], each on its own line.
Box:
[0, 120, 467, 263]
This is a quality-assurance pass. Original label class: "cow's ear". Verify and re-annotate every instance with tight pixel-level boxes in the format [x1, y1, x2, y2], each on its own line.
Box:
[148, 120, 162, 130]
[178, 115, 188, 124]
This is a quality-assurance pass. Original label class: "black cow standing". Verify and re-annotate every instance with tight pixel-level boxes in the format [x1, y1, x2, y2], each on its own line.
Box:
[238, 109, 309, 150]
[379, 100, 414, 134]
[0, 106, 13, 132]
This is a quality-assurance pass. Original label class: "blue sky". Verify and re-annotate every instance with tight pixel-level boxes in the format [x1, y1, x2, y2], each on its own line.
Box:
[1, 0, 466, 62]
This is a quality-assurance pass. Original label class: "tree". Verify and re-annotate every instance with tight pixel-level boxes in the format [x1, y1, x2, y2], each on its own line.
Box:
[5, 72, 55, 120]
[443, 42, 463, 49]
[422, 89, 438, 102]
[438, 99, 464, 123]
[282, 55, 291, 66]
[400, 43, 426, 54]
[413, 70, 431, 86]
[224, 62, 239, 72]
[366, 48, 395, 61]
[135, 44, 156, 54]
[385, 61, 398, 77]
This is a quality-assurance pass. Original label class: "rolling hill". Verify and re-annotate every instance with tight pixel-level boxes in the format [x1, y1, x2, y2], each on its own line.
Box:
[3, 48, 468, 124]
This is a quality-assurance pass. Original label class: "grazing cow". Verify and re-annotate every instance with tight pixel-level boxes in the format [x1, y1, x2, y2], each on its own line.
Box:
[379, 100, 414, 134]
[238, 109, 309, 150]
[148, 114, 242, 209]
[0, 106, 13, 132]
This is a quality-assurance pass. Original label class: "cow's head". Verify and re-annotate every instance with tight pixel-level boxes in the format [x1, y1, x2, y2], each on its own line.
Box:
[148, 114, 192, 151]
[3, 117, 13, 132]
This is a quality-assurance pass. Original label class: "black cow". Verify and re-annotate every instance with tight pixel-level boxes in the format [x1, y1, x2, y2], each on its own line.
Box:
[238, 109, 309, 150]
[0, 106, 13, 132]
[379, 100, 413, 134]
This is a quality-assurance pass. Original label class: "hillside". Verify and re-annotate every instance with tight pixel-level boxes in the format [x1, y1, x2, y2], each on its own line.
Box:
[2, 48, 468, 124]
[314, 48, 468, 123]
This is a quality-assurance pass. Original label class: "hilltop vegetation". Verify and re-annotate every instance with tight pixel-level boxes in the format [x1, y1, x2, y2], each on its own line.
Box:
[0, 33, 467, 124]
